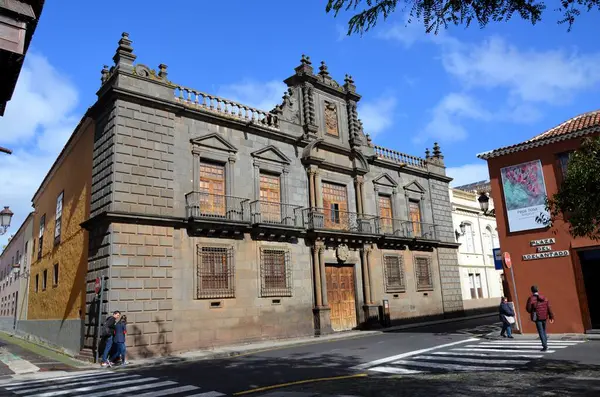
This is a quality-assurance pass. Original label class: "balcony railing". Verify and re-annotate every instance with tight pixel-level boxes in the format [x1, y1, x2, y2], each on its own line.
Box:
[302, 208, 378, 234]
[250, 200, 303, 227]
[185, 192, 250, 222]
[377, 219, 437, 240]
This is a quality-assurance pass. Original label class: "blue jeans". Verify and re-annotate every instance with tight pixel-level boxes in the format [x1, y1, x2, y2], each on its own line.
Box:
[501, 322, 513, 337]
[110, 342, 126, 363]
[101, 337, 113, 362]
[535, 320, 548, 348]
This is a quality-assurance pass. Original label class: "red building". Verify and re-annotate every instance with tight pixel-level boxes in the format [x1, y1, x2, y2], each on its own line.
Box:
[478, 110, 600, 335]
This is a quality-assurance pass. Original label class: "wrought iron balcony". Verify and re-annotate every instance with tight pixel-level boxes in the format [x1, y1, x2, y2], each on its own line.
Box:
[302, 208, 378, 234]
[377, 218, 438, 240]
[185, 192, 250, 223]
[250, 200, 303, 228]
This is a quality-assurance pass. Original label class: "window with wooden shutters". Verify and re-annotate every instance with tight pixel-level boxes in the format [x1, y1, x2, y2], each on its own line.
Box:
[415, 256, 433, 291]
[260, 172, 282, 223]
[379, 195, 393, 234]
[383, 255, 405, 292]
[38, 214, 45, 260]
[322, 182, 348, 229]
[54, 191, 63, 245]
[260, 248, 292, 297]
[199, 162, 226, 216]
[196, 246, 235, 299]
[408, 200, 422, 237]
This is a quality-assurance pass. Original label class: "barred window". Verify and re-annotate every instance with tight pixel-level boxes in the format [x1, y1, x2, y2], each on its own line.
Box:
[383, 255, 405, 292]
[196, 246, 235, 299]
[260, 249, 292, 297]
[415, 256, 433, 291]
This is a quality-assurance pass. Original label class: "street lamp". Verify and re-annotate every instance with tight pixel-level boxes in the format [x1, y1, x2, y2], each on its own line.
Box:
[0, 206, 14, 235]
[478, 192, 490, 215]
[455, 221, 466, 241]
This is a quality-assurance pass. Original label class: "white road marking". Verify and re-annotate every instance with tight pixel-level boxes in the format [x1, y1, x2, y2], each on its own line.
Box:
[412, 355, 530, 365]
[452, 347, 556, 353]
[26, 377, 161, 397]
[352, 338, 479, 370]
[389, 359, 515, 371]
[431, 351, 544, 359]
[185, 392, 227, 397]
[4, 371, 111, 388]
[81, 381, 178, 397]
[465, 344, 564, 349]
[13, 375, 143, 395]
[133, 385, 201, 397]
[368, 366, 423, 375]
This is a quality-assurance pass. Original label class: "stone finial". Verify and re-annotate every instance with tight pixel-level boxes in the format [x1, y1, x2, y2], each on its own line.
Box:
[366, 134, 373, 147]
[295, 54, 314, 75]
[344, 74, 356, 92]
[319, 61, 330, 77]
[425, 148, 431, 159]
[101, 65, 110, 84]
[433, 142, 443, 159]
[112, 32, 136, 70]
[158, 64, 168, 79]
[301, 54, 312, 66]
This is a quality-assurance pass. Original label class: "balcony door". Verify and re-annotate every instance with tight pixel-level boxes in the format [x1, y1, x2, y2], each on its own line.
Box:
[378, 195, 393, 234]
[408, 200, 422, 237]
[199, 161, 226, 216]
[259, 172, 281, 223]
[322, 182, 348, 230]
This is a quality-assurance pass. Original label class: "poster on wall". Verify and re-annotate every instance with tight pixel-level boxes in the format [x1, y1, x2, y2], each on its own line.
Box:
[500, 159, 550, 232]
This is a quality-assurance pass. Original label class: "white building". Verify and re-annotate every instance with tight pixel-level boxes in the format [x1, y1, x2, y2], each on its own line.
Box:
[450, 181, 505, 312]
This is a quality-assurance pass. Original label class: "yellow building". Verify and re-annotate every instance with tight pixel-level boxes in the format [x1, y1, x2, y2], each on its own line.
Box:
[22, 114, 94, 354]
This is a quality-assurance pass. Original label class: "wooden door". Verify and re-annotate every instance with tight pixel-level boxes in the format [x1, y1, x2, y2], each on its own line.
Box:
[322, 182, 348, 230]
[259, 172, 281, 223]
[378, 195, 393, 234]
[326, 265, 357, 331]
[199, 162, 225, 216]
[408, 200, 422, 237]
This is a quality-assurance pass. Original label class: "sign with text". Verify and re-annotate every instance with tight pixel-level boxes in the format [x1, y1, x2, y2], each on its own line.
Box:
[523, 250, 570, 261]
[500, 160, 550, 232]
[530, 238, 556, 246]
[493, 248, 503, 270]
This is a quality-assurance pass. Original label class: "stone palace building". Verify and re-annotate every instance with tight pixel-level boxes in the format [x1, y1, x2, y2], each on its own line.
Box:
[19, 33, 464, 358]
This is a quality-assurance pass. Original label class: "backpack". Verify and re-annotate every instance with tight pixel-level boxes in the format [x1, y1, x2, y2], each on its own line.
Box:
[100, 316, 114, 337]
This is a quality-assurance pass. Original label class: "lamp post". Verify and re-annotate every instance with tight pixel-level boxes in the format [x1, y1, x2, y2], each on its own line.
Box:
[478, 192, 490, 215]
[0, 206, 14, 235]
[455, 221, 467, 241]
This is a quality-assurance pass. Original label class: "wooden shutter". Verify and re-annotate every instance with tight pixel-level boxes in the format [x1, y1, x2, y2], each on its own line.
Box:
[409, 200, 421, 237]
[259, 173, 281, 223]
[379, 195, 393, 234]
[322, 182, 348, 229]
[199, 162, 225, 216]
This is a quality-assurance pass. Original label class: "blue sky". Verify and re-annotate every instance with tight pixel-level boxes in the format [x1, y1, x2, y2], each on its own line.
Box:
[1, 1, 599, 246]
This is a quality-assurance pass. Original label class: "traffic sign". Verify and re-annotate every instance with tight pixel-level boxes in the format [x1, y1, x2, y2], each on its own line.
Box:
[503, 252, 512, 269]
[94, 277, 101, 294]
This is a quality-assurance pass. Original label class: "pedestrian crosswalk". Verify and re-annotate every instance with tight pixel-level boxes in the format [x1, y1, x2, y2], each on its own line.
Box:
[0, 370, 226, 396]
[364, 338, 586, 375]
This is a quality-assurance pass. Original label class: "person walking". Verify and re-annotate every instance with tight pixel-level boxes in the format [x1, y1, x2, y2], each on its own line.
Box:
[100, 310, 121, 367]
[110, 314, 128, 366]
[526, 285, 554, 351]
[499, 297, 515, 338]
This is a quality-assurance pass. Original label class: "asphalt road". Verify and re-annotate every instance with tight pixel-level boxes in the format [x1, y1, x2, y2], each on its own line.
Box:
[121, 315, 501, 395]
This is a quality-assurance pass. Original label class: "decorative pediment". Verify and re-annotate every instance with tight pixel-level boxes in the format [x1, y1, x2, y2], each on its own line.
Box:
[251, 145, 291, 165]
[373, 173, 397, 188]
[404, 180, 426, 194]
[190, 133, 237, 153]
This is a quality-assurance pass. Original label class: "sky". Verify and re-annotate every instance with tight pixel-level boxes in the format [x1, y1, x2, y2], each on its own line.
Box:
[1, 1, 599, 247]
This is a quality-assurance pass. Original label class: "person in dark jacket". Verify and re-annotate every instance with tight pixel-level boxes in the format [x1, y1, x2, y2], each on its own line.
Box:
[101, 310, 121, 367]
[110, 314, 128, 366]
[499, 297, 515, 338]
[526, 285, 555, 351]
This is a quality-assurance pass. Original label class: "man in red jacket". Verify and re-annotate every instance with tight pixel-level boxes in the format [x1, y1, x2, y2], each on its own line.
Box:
[526, 285, 555, 351]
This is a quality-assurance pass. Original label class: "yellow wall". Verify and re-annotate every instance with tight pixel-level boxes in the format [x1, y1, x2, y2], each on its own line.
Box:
[28, 119, 94, 321]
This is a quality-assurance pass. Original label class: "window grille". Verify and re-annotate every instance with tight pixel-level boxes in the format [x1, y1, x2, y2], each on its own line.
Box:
[260, 249, 292, 297]
[415, 256, 433, 291]
[196, 246, 235, 299]
[383, 255, 405, 293]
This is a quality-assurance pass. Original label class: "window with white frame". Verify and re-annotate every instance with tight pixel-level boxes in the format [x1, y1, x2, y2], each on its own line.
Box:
[464, 222, 475, 253]
[54, 191, 64, 244]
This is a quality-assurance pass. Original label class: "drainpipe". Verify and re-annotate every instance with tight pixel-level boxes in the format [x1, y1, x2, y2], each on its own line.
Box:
[476, 213, 492, 299]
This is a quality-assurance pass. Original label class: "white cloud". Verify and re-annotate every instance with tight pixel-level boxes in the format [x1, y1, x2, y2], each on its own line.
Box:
[446, 163, 490, 187]
[358, 96, 397, 137]
[440, 36, 600, 105]
[218, 80, 287, 112]
[0, 54, 80, 248]
[336, 24, 348, 42]
[418, 93, 491, 143]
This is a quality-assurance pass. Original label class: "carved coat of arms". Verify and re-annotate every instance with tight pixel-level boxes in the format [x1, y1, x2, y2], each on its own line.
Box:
[336, 244, 350, 262]
[324, 102, 339, 136]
